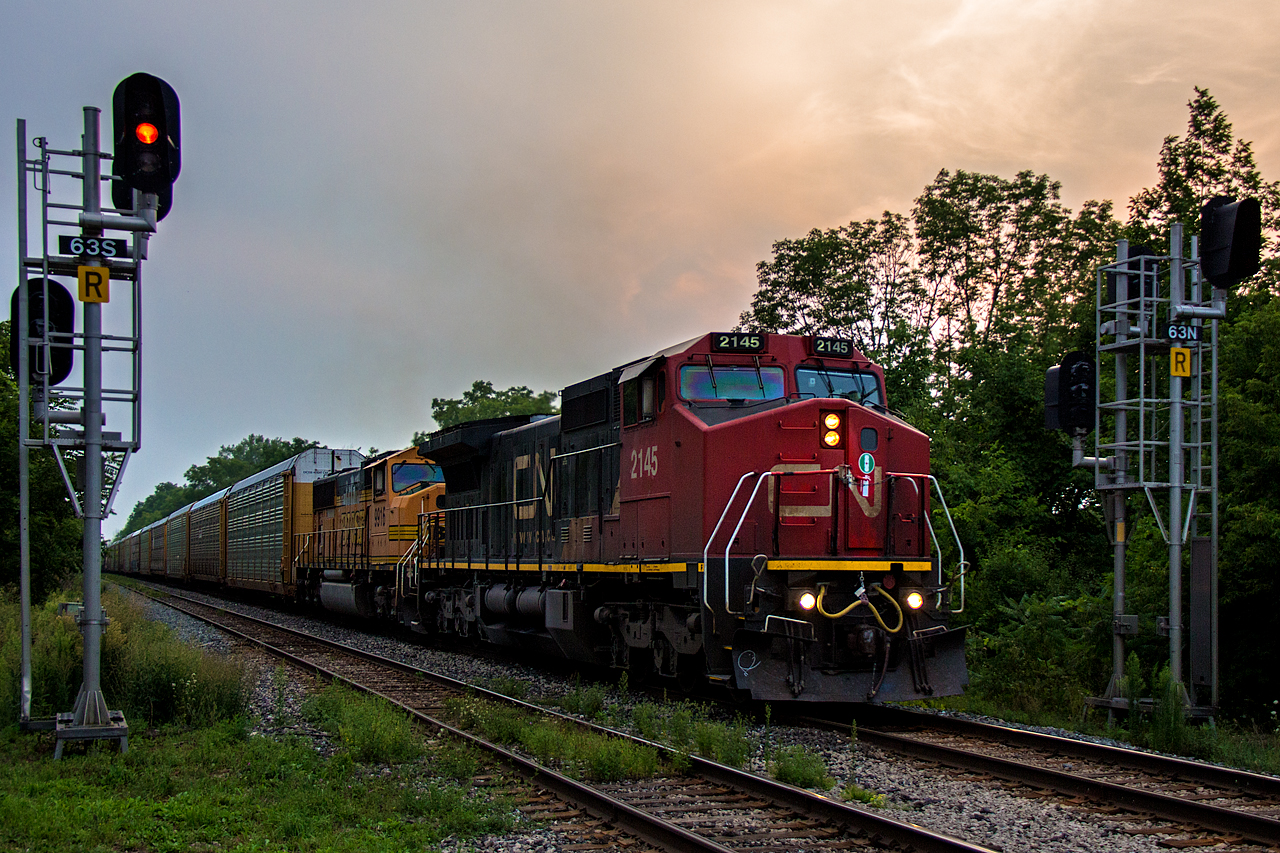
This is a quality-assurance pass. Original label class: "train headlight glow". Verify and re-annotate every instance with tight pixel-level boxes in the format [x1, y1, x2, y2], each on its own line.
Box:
[823, 412, 841, 430]
[798, 592, 817, 611]
[822, 430, 841, 448]
[905, 591, 925, 610]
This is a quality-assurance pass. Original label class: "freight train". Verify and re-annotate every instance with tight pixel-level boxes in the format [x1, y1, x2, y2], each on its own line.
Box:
[109, 332, 968, 703]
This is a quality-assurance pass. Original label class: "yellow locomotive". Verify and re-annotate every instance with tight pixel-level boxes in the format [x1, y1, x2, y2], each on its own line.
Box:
[296, 446, 445, 618]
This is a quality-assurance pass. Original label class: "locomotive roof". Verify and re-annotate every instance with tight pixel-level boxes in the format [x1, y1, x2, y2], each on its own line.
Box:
[615, 335, 702, 383]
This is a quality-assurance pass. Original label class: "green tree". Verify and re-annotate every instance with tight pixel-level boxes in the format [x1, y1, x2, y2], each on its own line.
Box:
[118, 434, 318, 536]
[913, 168, 1115, 354]
[737, 213, 934, 409]
[1127, 86, 1280, 277]
[416, 381, 558, 439]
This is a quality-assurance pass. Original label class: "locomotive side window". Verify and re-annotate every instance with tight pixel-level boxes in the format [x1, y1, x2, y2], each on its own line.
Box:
[622, 372, 663, 426]
[373, 465, 386, 496]
[795, 367, 882, 406]
[679, 365, 785, 401]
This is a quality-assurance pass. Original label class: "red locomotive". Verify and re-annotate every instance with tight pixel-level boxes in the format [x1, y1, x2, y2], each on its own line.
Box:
[408, 332, 967, 702]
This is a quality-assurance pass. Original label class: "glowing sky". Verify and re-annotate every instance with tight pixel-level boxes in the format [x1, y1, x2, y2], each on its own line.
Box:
[2, 1, 1278, 534]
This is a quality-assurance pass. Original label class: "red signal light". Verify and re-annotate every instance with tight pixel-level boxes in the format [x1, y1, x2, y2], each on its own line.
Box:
[134, 122, 159, 145]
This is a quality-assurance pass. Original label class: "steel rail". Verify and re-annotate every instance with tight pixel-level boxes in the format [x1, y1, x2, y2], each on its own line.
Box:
[867, 706, 1280, 799]
[131, 584, 997, 853]
[140, 591, 734, 853]
[797, 713, 1280, 846]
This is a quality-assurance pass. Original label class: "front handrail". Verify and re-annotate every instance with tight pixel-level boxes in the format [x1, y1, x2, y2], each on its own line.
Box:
[715, 468, 845, 616]
[395, 536, 420, 598]
[927, 473, 967, 613]
[700, 472, 757, 616]
[866, 471, 966, 613]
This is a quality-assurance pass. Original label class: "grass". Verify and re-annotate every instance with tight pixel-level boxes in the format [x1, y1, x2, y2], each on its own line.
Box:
[446, 694, 662, 781]
[0, 582, 519, 853]
[0, 583, 244, 728]
[0, 721, 516, 853]
[302, 683, 422, 764]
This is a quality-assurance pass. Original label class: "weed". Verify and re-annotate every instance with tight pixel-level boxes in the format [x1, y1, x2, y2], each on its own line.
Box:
[762, 704, 773, 763]
[303, 684, 422, 764]
[841, 782, 886, 807]
[0, 588, 246, 727]
[446, 695, 661, 781]
[561, 677, 606, 719]
[770, 745, 835, 789]
[434, 745, 481, 781]
[693, 716, 754, 768]
[272, 664, 289, 720]
[484, 675, 529, 701]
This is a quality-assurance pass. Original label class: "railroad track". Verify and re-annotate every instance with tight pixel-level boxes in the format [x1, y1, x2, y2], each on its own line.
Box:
[132, 586, 995, 853]
[796, 707, 1280, 851]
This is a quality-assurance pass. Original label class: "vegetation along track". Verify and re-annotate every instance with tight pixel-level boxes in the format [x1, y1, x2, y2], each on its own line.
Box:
[133, 585, 993, 853]
[797, 707, 1280, 850]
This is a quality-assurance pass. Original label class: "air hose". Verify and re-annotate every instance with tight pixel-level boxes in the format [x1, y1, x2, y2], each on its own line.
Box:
[816, 584, 904, 633]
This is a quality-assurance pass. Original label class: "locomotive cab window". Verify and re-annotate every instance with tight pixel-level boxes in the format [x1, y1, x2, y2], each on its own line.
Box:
[391, 462, 444, 494]
[373, 465, 386, 496]
[795, 367, 882, 407]
[679, 365, 785, 401]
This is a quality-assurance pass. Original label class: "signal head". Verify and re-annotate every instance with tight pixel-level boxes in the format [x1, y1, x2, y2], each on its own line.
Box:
[112, 73, 181, 195]
[1200, 196, 1261, 288]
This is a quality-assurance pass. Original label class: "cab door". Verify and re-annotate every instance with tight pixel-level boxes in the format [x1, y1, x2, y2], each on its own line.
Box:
[369, 462, 390, 561]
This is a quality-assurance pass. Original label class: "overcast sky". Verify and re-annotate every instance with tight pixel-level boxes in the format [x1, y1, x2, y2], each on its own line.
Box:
[4, 1, 1279, 536]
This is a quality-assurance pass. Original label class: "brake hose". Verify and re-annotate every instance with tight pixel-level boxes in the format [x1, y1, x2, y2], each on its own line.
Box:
[816, 584, 904, 633]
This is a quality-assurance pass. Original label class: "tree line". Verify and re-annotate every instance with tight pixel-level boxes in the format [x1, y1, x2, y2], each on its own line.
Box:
[738, 88, 1280, 720]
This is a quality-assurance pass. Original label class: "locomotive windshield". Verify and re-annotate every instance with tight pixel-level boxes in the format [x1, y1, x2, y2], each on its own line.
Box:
[391, 462, 445, 494]
[679, 365, 786, 401]
[795, 367, 882, 406]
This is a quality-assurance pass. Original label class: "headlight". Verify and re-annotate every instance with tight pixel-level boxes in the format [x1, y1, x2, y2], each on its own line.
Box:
[820, 411, 843, 448]
[798, 591, 817, 611]
[904, 591, 925, 610]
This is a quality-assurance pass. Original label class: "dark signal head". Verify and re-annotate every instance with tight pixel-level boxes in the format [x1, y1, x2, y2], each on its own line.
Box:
[1200, 196, 1261, 288]
[112, 73, 181, 195]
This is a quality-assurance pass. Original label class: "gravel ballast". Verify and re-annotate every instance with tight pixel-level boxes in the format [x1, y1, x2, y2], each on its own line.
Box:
[123, 582, 1171, 853]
